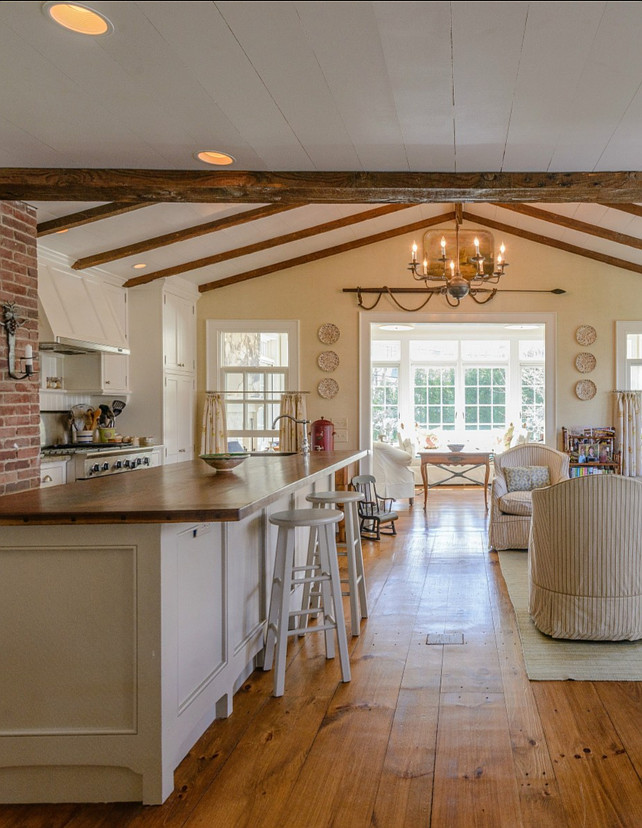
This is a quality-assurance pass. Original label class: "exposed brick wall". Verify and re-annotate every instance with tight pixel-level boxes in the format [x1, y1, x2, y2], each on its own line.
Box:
[0, 201, 40, 495]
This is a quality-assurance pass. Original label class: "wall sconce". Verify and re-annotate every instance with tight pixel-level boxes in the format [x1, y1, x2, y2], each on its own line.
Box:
[2, 302, 37, 380]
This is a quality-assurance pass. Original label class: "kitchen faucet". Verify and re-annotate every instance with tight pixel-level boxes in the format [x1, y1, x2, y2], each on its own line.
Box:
[271, 415, 311, 455]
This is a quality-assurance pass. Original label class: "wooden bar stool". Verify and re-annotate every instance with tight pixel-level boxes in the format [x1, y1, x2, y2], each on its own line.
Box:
[304, 491, 369, 637]
[264, 508, 351, 697]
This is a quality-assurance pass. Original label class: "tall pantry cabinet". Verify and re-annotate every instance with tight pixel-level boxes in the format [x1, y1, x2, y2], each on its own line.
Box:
[127, 278, 198, 464]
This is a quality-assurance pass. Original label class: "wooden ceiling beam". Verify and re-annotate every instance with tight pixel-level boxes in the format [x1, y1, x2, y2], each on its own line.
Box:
[123, 204, 417, 287]
[198, 211, 456, 292]
[598, 203, 642, 219]
[72, 204, 304, 270]
[4, 169, 642, 204]
[37, 202, 154, 236]
[463, 211, 642, 275]
[496, 203, 642, 250]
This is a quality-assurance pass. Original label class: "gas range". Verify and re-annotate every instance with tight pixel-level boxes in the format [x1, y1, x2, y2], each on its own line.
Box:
[41, 443, 156, 481]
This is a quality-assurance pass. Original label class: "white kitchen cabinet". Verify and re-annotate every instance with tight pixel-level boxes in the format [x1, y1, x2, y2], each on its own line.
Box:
[163, 373, 195, 464]
[163, 292, 195, 374]
[127, 279, 198, 465]
[40, 459, 68, 487]
[61, 351, 130, 395]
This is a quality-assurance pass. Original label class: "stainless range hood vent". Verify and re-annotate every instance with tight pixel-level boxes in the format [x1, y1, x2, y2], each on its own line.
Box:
[39, 261, 130, 356]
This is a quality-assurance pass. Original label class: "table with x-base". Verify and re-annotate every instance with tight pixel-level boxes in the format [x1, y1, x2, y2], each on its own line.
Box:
[419, 450, 492, 511]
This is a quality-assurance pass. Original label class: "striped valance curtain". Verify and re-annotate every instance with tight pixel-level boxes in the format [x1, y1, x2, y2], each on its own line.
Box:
[615, 391, 642, 477]
[200, 393, 228, 454]
[278, 392, 307, 452]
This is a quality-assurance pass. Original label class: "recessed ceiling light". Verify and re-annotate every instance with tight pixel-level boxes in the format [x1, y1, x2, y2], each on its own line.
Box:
[379, 324, 415, 331]
[195, 151, 236, 166]
[43, 2, 114, 36]
[132, 263, 147, 270]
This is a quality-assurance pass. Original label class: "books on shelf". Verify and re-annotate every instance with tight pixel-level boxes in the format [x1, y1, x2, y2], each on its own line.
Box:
[569, 465, 616, 477]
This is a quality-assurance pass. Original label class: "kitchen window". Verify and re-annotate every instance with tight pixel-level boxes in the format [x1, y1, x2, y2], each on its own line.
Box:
[616, 321, 642, 390]
[206, 320, 299, 450]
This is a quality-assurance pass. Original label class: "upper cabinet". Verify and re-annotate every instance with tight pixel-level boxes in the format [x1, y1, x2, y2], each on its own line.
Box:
[163, 291, 195, 374]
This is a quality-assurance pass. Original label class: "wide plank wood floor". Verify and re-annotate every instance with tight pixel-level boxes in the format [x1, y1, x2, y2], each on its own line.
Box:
[2, 489, 642, 827]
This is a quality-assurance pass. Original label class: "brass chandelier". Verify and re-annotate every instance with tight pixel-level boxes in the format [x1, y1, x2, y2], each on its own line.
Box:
[408, 219, 507, 306]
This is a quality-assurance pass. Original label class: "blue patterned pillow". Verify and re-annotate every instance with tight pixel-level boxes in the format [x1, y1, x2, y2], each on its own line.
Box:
[504, 465, 550, 492]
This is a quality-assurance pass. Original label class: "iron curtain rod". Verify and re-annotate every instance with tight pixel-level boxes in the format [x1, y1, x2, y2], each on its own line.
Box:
[205, 390, 310, 395]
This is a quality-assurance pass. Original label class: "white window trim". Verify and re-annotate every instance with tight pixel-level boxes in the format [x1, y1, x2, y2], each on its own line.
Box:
[206, 319, 300, 392]
[615, 321, 642, 390]
[359, 311, 557, 452]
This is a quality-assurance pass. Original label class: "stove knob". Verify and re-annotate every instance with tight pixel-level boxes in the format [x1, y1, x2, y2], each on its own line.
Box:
[114, 460, 123, 470]
[124, 460, 131, 468]
[136, 457, 142, 466]
[90, 463, 100, 474]
[143, 457, 150, 466]
[102, 462, 109, 471]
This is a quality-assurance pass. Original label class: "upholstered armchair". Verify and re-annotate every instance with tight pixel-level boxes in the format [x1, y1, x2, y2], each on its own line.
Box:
[529, 475, 642, 640]
[372, 441, 416, 505]
[488, 443, 569, 550]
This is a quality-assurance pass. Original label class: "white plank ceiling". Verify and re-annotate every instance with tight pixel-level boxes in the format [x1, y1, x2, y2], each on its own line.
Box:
[0, 1, 641, 287]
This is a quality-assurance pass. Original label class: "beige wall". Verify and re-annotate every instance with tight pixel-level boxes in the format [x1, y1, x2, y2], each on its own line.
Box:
[197, 220, 642, 449]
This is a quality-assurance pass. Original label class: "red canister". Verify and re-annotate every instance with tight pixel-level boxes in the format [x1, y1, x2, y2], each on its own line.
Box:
[311, 417, 335, 451]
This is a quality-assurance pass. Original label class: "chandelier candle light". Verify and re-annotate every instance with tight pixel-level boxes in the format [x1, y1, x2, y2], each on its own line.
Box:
[409, 221, 508, 306]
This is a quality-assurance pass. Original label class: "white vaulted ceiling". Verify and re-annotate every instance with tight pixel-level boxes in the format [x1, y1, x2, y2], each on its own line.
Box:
[1, 1, 642, 288]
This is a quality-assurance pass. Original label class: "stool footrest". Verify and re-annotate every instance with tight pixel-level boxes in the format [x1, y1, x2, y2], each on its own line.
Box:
[287, 622, 337, 636]
[292, 575, 331, 586]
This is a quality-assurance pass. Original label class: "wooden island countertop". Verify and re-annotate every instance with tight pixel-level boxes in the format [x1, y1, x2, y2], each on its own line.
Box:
[0, 450, 367, 525]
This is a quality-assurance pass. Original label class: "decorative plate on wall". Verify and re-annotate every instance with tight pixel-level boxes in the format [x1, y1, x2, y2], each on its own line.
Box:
[318, 378, 339, 399]
[318, 323, 340, 345]
[575, 352, 596, 373]
[576, 379, 597, 400]
[576, 325, 597, 346]
[318, 350, 339, 372]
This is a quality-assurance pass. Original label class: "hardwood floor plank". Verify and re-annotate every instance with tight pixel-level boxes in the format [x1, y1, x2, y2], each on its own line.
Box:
[488, 553, 566, 826]
[595, 682, 642, 779]
[532, 682, 642, 826]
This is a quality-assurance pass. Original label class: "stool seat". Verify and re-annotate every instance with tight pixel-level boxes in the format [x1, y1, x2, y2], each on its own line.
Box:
[306, 491, 364, 505]
[264, 506, 351, 697]
[269, 508, 343, 527]
[304, 490, 369, 637]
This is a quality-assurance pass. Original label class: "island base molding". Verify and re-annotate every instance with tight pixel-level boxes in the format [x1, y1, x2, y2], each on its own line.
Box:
[0, 482, 323, 804]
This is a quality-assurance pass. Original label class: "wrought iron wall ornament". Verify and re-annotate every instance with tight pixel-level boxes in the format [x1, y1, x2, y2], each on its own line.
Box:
[2, 302, 36, 380]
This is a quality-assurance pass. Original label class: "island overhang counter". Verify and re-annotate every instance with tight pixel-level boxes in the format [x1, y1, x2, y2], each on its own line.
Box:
[0, 450, 367, 805]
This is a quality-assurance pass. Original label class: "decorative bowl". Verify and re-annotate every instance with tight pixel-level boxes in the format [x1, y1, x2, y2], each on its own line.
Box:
[447, 443, 465, 452]
[200, 453, 249, 472]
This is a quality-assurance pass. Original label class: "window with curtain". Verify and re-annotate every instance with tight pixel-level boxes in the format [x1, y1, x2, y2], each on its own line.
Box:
[616, 321, 642, 390]
[206, 321, 298, 450]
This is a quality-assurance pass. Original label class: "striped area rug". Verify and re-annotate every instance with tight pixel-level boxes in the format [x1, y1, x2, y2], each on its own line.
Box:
[498, 550, 642, 681]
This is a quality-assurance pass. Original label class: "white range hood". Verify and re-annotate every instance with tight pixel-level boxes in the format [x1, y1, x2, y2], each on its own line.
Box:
[39, 259, 130, 355]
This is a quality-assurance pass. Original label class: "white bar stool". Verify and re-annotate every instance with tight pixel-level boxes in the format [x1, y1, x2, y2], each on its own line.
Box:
[304, 491, 369, 636]
[264, 508, 351, 697]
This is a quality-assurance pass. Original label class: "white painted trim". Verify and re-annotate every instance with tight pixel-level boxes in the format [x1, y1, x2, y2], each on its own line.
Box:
[359, 311, 557, 451]
[205, 319, 300, 393]
[615, 321, 642, 390]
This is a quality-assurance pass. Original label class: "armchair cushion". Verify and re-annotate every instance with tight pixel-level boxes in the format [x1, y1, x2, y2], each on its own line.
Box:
[504, 465, 551, 492]
[497, 490, 533, 516]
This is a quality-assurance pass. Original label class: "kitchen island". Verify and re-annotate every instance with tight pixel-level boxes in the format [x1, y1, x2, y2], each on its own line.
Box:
[0, 450, 366, 805]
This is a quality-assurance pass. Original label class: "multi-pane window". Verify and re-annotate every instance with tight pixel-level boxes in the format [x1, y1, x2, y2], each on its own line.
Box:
[371, 326, 546, 445]
[207, 322, 298, 450]
[464, 367, 506, 430]
[372, 365, 399, 441]
[414, 366, 456, 430]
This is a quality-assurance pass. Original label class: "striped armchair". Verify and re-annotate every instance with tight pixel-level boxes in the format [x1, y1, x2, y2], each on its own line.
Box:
[488, 443, 569, 550]
[529, 475, 642, 640]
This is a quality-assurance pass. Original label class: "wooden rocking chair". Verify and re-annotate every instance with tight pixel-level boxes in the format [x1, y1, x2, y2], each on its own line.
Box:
[350, 475, 398, 540]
